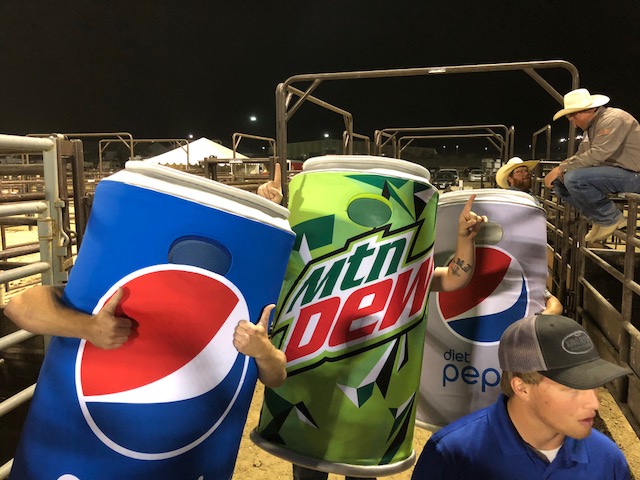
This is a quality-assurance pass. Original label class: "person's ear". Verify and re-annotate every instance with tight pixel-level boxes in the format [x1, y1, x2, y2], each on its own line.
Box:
[511, 377, 530, 400]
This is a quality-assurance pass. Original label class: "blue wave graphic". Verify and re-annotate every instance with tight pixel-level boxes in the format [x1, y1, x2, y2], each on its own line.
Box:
[448, 278, 528, 342]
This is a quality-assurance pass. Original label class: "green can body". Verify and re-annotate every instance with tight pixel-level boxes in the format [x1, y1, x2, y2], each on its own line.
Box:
[253, 156, 438, 476]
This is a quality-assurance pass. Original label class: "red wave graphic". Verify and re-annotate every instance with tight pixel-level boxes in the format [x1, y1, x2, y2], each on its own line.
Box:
[80, 270, 238, 396]
[438, 248, 512, 319]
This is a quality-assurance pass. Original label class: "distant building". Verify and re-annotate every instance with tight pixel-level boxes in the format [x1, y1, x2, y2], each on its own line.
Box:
[286, 139, 437, 162]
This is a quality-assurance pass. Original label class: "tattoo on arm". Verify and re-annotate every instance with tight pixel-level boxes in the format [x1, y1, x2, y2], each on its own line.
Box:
[450, 257, 472, 277]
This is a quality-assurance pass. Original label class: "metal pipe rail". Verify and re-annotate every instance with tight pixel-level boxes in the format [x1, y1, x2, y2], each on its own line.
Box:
[0, 201, 48, 217]
[531, 124, 552, 160]
[232, 132, 277, 159]
[0, 134, 54, 154]
[276, 60, 580, 207]
[0, 133, 67, 480]
[342, 131, 371, 155]
[397, 133, 505, 161]
[0, 262, 51, 283]
[0, 385, 36, 420]
[374, 124, 511, 160]
[0, 330, 36, 352]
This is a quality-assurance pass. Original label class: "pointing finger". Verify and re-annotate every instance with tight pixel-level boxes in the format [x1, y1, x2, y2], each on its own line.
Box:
[461, 194, 476, 217]
[273, 163, 281, 189]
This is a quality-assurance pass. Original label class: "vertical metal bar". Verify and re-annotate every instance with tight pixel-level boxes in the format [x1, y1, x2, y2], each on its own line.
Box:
[275, 83, 289, 206]
[619, 197, 637, 402]
[39, 139, 57, 287]
[40, 138, 68, 286]
[72, 140, 87, 248]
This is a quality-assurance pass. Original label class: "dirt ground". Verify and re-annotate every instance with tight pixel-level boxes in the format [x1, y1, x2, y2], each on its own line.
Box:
[232, 384, 432, 480]
[2, 226, 639, 479]
[234, 385, 640, 480]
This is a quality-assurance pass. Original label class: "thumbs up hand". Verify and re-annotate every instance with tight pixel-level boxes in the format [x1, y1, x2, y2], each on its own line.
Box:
[89, 287, 135, 349]
[233, 304, 275, 359]
[233, 304, 287, 387]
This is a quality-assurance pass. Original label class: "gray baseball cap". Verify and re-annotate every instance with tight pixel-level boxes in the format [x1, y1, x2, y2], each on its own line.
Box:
[498, 314, 631, 389]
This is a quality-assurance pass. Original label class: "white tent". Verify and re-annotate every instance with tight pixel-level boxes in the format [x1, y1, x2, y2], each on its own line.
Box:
[144, 137, 248, 166]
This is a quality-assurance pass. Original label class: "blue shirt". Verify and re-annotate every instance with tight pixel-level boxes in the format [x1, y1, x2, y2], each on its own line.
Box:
[411, 394, 630, 479]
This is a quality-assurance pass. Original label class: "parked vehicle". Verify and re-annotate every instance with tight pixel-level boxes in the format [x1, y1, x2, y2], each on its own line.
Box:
[437, 168, 459, 182]
[432, 171, 456, 190]
[468, 168, 484, 182]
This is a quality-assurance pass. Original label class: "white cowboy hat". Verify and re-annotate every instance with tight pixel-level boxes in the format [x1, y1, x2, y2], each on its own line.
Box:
[553, 88, 610, 121]
[496, 157, 540, 189]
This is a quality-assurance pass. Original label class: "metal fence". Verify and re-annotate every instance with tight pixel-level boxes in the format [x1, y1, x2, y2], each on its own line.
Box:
[0, 132, 638, 476]
[535, 165, 640, 436]
[0, 134, 68, 478]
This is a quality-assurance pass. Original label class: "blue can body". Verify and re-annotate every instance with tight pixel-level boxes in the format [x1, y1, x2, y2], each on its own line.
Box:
[10, 165, 294, 480]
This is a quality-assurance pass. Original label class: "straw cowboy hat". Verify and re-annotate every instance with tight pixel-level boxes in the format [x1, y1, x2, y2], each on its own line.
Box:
[553, 88, 610, 121]
[496, 157, 540, 189]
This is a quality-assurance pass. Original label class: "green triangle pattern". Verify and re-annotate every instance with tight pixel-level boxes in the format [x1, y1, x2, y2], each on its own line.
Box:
[291, 214, 335, 251]
[356, 382, 375, 406]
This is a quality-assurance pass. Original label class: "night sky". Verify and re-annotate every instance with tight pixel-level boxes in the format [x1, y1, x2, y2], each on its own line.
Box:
[1, 0, 639, 156]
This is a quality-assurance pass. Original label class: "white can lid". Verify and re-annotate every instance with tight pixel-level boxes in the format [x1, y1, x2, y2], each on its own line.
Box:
[438, 188, 543, 209]
[301, 155, 432, 183]
[104, 161, 292, 232]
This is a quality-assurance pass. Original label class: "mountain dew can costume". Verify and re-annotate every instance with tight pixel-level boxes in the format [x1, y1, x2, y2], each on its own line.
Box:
[252, 155, 438, 477]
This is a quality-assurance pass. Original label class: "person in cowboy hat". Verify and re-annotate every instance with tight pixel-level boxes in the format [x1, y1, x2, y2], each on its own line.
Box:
[496, 157, 540, 196]
[544, 88, 640, 243]
[411, 314, 632, 479]
[495, 157, 563, 315]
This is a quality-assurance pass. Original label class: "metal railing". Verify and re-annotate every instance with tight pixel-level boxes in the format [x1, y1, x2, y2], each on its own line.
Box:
[0, 133, 67, 479]
[373, 124, 512, 162]
[537, 172, 640, 436]
[275, 60, 580, 204]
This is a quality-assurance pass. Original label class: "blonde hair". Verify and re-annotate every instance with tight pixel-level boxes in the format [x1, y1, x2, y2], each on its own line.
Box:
[500, 371, 544, 397]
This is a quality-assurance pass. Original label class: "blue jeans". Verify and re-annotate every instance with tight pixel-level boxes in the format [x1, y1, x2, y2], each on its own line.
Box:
[553, 166, 640, 225]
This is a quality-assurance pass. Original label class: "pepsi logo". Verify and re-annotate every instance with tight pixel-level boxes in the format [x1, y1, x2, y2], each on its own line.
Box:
[75, 264, 249, 460]
[437, 247, 528, 343]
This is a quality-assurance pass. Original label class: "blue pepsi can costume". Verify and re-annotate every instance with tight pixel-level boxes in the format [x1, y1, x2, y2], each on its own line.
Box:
[10, 162, 295, 480]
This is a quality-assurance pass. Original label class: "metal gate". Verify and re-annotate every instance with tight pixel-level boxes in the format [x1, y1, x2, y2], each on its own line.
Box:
[0, 134, 69, 478]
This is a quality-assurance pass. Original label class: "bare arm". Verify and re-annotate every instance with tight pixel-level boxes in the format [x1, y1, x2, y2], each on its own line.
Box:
[431, 194, 487, 292]
[233, 304, 286, 388]
[257, 163, 283, 204]
[4, 285, 133, 349]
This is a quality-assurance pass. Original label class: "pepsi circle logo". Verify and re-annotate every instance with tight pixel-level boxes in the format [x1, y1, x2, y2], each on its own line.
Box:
[437, 247, 529, 343]
[74, 264, 249, 460]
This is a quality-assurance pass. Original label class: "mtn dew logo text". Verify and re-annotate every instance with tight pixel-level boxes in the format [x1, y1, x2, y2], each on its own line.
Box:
[279, 223, 434, 372]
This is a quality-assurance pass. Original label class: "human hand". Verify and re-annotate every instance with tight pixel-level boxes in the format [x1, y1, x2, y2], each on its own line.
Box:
[87, 288, 134, 349]
[257, 163, 283, 204]
[544, 166, 563, 188]
[233, 304, 275, 359]
[458, 194, 488, 240]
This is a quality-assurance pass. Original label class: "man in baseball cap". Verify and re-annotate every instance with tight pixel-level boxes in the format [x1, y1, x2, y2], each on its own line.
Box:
[544, 88, 640, 243]
[411, 314, 631, 479]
